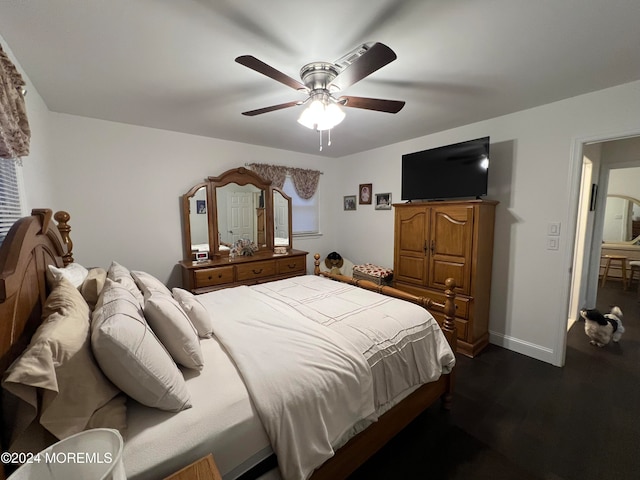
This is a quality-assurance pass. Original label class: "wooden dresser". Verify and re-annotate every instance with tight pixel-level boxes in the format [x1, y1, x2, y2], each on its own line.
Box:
[181, 249, 308, 293]
[392, 199, 497, 357]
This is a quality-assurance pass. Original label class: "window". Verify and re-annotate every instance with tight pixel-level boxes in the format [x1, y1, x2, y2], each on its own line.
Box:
[282, 176, 320, 235]
[0, 158, 24, 244]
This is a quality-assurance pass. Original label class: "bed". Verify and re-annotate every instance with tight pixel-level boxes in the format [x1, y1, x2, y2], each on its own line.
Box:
[0, 209, 458, 480]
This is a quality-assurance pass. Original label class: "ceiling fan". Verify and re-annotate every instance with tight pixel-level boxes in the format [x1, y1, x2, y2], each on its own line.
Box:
[235, 42, 405, 149]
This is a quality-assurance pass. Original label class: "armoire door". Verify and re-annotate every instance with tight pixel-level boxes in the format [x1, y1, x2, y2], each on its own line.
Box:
[394, 206, 429, 286]
[428, 204, 473, 294]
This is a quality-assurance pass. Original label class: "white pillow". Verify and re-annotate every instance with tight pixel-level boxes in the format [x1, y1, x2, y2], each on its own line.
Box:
[172, 288, 213, 338]
[91, 279, 192, 412]
[107, 261, 144, 306]
[144, 294, 204, 370]
[47, 262, 89, 288]
[131, 270, 172, 298]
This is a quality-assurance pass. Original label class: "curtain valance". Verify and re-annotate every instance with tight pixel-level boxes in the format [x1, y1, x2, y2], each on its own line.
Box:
[247, 163, 321, 200]
[0, 44, 30, 160]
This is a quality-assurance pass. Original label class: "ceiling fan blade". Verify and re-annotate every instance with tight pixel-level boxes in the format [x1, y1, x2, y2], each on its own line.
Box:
[329, 42, 397, 91]
[241, 101, 300, 116]
[235, 55, 307, 91]
[338, 96, 405, 113]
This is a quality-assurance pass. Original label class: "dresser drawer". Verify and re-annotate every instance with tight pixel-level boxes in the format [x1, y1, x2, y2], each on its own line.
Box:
[276, 256, 306, 275]
[194, 266, 234, 288]
[236, 260, 276, 281]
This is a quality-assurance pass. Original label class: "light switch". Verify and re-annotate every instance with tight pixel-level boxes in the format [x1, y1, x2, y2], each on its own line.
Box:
[547, 237, 559, 250]
[548, 222, 561, 236]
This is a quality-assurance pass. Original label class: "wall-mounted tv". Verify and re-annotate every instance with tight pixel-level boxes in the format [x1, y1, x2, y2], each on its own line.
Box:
[401, 137, 490, 201]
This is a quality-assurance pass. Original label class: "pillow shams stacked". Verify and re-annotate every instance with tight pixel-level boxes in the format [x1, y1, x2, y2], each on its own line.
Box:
[131, 270, 205, 370]
[144, 294, 204, 370]
[2, 277, 125, 449]
[107, 261, 145, 306]
[91, 279, 192, 412]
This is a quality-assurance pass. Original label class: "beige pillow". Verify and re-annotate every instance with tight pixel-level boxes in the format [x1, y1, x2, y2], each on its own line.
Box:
[92, 279, 192, 412]
[2, 278, 124, 445]
[172, 288, 213, 338]
[131, 270, 172, 298]
[107, 261, 144, 306]
[46, 262, 89, 288]
[80, 267, 107, 310]
[144, 294, 204, 370]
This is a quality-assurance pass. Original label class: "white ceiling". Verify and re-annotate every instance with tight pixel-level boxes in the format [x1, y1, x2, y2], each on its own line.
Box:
[1, 0, 639, 158]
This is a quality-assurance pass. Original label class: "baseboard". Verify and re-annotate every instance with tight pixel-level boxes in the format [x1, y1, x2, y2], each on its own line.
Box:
[488, 331, 556, 365]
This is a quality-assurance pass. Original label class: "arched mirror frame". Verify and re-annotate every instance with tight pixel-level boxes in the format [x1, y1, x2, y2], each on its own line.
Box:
[181, 182, 214, 261]
[272, 187, 293, 249]
[603, 194, 640, 245]
[182, 167, 293, 260]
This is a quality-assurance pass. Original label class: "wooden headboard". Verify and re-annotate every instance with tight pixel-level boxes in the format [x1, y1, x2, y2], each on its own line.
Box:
[0, 209, 73, 379]
[0, 209, 74, 479]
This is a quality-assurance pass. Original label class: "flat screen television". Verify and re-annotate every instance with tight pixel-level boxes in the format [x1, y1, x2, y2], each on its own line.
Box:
[401, 137, 490, 201]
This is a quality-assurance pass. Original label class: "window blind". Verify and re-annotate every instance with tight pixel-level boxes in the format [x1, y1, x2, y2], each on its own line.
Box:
[0, 158, 23, 244]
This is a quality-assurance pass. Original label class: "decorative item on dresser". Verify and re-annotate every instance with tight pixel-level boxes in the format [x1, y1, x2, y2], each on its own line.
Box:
[393, 199, 498, 357]
[180, 167, 308, 293]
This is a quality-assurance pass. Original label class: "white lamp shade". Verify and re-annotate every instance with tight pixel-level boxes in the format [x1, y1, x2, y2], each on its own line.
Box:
[8, 428, 125, 480]
[297, 100, 345, 131]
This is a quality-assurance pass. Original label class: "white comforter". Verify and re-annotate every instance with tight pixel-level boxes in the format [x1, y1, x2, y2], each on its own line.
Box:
[198, 275, 455, 480]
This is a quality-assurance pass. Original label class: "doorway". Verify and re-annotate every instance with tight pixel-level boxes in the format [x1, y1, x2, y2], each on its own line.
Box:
[565, 134, 640, 365]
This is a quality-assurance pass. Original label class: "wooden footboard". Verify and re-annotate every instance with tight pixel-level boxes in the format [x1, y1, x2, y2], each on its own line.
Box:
[310, 254, 457, 479]
[313, 254, 457, 352]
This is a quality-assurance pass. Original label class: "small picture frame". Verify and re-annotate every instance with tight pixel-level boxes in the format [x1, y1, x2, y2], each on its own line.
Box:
[375, 193, 392, 210]
[196, 200, 206, 214]
[359, 184, 372, 204]
[343, 195, 357, 211]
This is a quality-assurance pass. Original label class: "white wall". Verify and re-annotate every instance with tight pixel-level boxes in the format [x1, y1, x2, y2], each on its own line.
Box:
[332, 80, 640, 366]
[44, 113, 339, 285]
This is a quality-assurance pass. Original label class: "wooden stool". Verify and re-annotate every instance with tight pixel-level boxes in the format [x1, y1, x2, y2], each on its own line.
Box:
[601, 255, 628, 289]
[629, 261, 640, 298]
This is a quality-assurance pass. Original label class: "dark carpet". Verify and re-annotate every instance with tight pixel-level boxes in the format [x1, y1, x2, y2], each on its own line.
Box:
[349, 279, 640, 480]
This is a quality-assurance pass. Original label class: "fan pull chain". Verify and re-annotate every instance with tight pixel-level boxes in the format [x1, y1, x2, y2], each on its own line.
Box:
[318, 130, 323, 151]
[328, 129, 332, 146]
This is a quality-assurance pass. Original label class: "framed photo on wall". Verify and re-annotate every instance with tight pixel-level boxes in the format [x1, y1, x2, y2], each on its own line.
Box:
[375, 193, 392, 210]
[359, 183, 372, 204]
[343, 195, 357, 211]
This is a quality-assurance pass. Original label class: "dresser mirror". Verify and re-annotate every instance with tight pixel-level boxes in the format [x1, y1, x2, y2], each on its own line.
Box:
[273, 188, 292, 248]
[603, 194, 640, 244]
[182, 167, 292, 260]
[183, 183, 213, 259]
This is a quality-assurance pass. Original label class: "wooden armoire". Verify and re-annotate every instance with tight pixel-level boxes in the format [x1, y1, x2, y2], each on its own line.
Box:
[393, 199, 498, 357]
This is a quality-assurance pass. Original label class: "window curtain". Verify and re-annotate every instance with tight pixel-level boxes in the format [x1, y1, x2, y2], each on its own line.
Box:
[247, 163, 287, 189]
[247, 163, 321, 199]
[0, 44, 30, 160]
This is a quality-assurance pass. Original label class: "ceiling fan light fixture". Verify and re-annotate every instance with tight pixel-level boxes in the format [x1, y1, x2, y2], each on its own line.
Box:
[297, 96, 345, 131]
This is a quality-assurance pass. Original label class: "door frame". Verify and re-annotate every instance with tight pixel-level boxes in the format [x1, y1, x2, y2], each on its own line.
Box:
[559, 128, 640, 366]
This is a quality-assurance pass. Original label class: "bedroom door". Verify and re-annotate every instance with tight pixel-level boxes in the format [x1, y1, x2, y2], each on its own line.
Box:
[226, 191, 254, 243]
